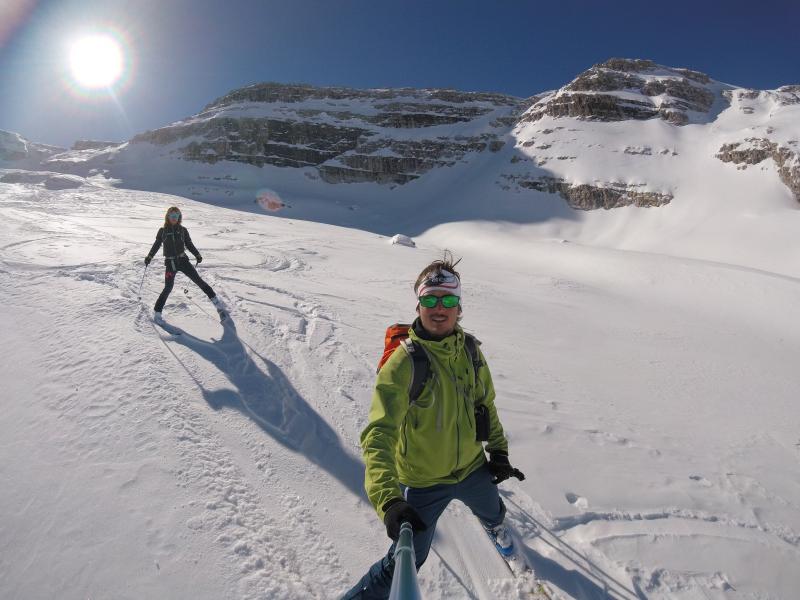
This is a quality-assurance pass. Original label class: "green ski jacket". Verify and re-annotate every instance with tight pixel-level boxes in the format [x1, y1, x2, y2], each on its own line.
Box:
[361, 324, 508, 519]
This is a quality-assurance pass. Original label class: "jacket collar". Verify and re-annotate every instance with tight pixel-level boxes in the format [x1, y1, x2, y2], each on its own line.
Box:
[409, 318, 464, 359]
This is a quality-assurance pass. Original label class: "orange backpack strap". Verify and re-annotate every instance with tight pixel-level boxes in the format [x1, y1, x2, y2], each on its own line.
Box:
[377, 323, 431, 405]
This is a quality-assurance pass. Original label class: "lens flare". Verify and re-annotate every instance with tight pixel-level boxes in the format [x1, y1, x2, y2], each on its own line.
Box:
[256, 189, 286, 212]
[69, 34, 123, 88]
[0, 0, 38, 49]
[63, 27, 134, 101]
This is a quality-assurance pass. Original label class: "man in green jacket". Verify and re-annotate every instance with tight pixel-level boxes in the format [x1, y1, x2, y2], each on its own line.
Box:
[343, 256, 526, 599]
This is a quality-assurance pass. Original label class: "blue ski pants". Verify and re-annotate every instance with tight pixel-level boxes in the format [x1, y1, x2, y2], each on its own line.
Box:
[342, 463, 506, 600]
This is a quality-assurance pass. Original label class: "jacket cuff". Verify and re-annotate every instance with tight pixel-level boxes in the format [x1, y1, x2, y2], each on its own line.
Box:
[381, 497, 405, 513]
[489, 451, 510, 463]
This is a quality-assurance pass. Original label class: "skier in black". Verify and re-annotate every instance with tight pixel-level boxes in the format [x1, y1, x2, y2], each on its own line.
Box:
[145, 206, 226, 322]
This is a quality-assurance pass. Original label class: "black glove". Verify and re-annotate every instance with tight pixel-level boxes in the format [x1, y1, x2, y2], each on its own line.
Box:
[382, 498, 427, 541]
[195, 255, 203, 264]
[144, 255, 152, 266]
[487, 452, 525, 485]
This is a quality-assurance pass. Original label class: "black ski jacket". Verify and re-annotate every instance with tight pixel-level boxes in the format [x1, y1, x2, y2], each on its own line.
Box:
[147, 225, 200, 260]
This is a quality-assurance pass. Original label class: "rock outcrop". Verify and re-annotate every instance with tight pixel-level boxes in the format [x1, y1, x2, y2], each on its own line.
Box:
[520, 58, 719, 126]
[717, 138, 800, 202]
[501, 175, 672, 210]
[71, 140, 120, 151]
[130, 83, 524, 184]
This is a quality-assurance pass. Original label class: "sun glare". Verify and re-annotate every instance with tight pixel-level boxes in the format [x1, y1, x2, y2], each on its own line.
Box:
[69, 34, 124, 89]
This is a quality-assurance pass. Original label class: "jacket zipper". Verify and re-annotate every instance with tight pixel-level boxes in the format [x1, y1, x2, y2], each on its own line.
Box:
[463, 394, 474, 432]
[434, 373, 442, 431]
[451, 360, 460, 471]
[400, 418, 408, 456]
[422, 336, 470, 474]
[455, 417, 460, 471]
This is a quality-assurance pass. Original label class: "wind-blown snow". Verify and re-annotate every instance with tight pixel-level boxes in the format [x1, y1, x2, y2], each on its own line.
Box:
[1, 175, 798, 599]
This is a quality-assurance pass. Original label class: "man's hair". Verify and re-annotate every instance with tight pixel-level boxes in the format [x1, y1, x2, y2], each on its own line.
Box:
[414, 250, 462, 294]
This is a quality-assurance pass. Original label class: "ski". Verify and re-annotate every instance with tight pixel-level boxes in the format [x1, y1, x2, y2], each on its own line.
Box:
[487, 525, 555, 599]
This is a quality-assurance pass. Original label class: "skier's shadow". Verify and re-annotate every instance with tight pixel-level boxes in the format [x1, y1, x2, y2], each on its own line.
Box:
[502, 494, 647, 600]
[166, 319, 366, 500]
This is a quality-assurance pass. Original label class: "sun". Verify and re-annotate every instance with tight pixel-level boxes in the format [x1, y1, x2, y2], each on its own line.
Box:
[68, 34, 124, 89]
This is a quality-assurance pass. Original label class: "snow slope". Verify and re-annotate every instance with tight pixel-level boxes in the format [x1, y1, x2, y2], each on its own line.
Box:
[2, 175, 799, 599]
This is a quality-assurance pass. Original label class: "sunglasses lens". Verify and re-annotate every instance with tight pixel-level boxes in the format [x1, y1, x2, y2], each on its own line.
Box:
[419, 295, 438, 308]
[441, 295, 460, 308]
[168, 212, 180, 219]
[419, 295, 460, 308]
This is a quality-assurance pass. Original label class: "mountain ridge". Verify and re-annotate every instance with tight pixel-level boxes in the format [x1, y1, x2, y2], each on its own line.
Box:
[2, 57, 798, 225]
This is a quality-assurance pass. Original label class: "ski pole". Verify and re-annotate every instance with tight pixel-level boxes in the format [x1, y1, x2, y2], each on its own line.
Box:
[388, 522, 421, 600]
[137, 263, 148, 300]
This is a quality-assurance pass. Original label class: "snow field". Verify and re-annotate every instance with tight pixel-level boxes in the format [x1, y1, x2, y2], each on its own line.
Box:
[1, 179, 799, 599]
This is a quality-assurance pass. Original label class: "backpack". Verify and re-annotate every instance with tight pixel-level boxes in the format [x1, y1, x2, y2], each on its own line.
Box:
[377, 323, 484, 405]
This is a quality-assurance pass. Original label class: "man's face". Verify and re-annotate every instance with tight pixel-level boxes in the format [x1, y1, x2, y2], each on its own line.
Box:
[418, 291, 459, 338]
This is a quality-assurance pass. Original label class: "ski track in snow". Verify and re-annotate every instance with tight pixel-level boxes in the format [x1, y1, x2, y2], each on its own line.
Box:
[2, 182, 800, 599]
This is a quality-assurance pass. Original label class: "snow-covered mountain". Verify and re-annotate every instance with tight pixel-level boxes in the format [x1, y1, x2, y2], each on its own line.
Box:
[23, 58, 797, 215]
[0, 129, 64, 168]
[508, 58, 800, 210]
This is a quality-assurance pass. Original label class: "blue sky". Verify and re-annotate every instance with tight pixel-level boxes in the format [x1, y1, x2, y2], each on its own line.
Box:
[1, 0, 798, 147]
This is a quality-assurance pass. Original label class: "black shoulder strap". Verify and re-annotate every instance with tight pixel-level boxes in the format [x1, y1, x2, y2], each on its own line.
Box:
[401, 338, 431, 404]
[464, 333, 484, 391]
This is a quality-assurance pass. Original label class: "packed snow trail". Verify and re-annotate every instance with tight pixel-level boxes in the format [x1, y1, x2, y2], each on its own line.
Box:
[2, 179, 800, 599]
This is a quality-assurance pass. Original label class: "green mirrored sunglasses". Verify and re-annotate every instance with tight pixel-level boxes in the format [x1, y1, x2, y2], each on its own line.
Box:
[419, 294, 460, 309]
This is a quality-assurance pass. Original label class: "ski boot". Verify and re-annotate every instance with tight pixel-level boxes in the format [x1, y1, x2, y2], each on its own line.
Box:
[484, 523, 515, 557]
[211, 296, 228, 322]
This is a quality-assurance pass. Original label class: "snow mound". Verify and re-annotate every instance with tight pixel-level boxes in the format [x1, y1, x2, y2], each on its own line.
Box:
[389, 234, 416, 247]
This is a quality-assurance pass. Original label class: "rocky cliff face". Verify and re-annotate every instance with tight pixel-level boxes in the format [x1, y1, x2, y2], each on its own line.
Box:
[71, 140, 120, 151]
[520, 58, 719, 126]
[713, 85, 800, 202]
[130, 83, 523, 185]
[500, 175, 673, 210]
[717, 138, 800, 201]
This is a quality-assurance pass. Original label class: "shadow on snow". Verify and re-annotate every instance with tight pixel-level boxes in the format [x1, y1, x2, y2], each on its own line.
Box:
[163, 318, 366, 501]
